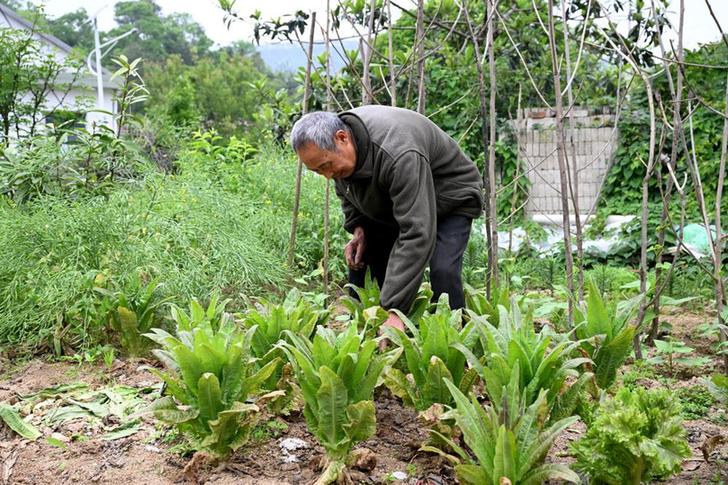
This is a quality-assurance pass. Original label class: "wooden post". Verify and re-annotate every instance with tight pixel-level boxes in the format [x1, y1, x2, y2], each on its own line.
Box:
[547, 0, 575, 326]
[387, 0, 397, 106]
[415, 0, 426, 113]
[486, 0, 499, 293]
[288, 11, 317, 268]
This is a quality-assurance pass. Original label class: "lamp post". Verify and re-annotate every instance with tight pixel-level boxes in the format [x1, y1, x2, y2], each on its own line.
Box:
[86, 4, 137, 112]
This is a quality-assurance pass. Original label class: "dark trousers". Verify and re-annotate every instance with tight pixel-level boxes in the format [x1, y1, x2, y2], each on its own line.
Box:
[348, 214, 473, 310]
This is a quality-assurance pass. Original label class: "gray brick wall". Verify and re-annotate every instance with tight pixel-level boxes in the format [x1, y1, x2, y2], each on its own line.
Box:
[511, 108, 617, 217]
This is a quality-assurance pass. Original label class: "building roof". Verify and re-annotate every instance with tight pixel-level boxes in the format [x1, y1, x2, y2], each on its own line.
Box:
[0, 3, 120, 90]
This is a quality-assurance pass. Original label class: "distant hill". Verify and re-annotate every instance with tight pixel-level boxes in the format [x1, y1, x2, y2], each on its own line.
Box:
[257, 39, 358, 72]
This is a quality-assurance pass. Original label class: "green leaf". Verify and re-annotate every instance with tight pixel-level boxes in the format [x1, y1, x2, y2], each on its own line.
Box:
[146, 396, 198, 424]
[594, 325, 635, 389]
[198, 373, 224, 423]
[316, 366, 349, 455]
[423, 356, 454, 407]
[343, 400, 376, 444]
[521, 463, 580, 485]
[0, 405, 41, 440]
[384, 368, 416, 407]
[455, 464, 490, 485]
[202, 402, 258, 457]
[102, 420, 141, 440]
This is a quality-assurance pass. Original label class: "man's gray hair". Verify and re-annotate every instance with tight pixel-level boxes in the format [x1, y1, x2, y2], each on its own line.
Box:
[290, 111, 351, 152]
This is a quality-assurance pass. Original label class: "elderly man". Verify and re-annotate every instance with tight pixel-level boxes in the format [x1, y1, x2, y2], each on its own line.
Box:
[291, 106, 483, 332]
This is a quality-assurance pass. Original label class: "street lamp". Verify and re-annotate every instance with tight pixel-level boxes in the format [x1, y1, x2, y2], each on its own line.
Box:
[86, 4, 138, 111]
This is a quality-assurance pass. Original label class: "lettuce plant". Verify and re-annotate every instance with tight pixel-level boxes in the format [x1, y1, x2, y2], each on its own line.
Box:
[94, 275, 172, 356]
[460, 304, 591, 420]
[572, 387, 691, 484]
[464, 283, 520, 327]
[574, 277, 638, 389]
[168, 293, 231, 333]
[425, 373, 579, 485]
[241, 288, 327, 360]
[343, 270, 434, 331]
[143, 303, 279, 458]
[280, 325, 394, 484]
[383, 297, 478, 411]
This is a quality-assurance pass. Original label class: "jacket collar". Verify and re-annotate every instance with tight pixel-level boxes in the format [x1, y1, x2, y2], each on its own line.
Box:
[339, 111, 373, 180]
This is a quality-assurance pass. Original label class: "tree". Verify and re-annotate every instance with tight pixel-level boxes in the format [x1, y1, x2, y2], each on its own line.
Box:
[46, 9, 94, 52]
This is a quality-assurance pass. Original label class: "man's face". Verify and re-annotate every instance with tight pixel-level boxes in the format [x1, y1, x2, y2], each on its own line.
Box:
[296, 129, 357, 180]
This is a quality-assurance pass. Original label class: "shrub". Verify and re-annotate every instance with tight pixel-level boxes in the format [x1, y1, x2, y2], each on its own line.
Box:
[0, 177, 285, 353]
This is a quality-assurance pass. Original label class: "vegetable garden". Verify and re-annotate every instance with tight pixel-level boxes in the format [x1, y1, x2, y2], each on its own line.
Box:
[1, 0, 728, 483]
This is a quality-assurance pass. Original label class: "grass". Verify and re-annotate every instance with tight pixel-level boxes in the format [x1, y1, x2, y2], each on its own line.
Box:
[0, 143, 345, 355]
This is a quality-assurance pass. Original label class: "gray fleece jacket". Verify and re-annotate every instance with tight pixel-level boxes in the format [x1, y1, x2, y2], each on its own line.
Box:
[334, 106, 483, 312]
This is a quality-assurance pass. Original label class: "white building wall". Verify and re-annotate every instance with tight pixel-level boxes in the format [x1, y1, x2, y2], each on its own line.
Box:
[0, 8, 118, 134]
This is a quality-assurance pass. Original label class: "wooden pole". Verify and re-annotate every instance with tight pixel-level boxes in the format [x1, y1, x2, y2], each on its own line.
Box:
[547, 0, 575, 326]
[288, 11, 317, 268]
[486, 0, 499, 293]
[415, 0, 426, 113]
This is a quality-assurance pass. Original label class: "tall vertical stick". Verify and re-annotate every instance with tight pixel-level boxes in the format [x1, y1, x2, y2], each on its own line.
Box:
[462, 0, 494, 297]
[387, 0, 397, 106]
[716, 72, 728, 373]
[324, 4, 332, 292]
[362, 0, 376, 105]
[288, 11, 317, 268]
[415, 0, 426, 113]
[547, 0, 575, 326]
[486, 0, 499, 293]
[649, 0, 683, 344]
[561, 0, 584, 300]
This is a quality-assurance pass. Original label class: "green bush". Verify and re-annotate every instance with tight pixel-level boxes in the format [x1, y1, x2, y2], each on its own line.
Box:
[0, 176, 284, 352]
[0, 135, 355, 355]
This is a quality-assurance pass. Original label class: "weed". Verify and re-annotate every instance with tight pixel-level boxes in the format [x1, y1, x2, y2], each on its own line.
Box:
[676, 385, 714, 420]
[251, 419, 289, 442]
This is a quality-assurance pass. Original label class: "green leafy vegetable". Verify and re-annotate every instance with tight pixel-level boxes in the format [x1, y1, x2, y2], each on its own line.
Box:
[574, 277, 637, 389]
[95, 275, 172, 356]
[424, 374, 579, 485]
[572, 387, 691, 484]
[143, 300, 279, 458]
[460, 304, 591, 420]
[280, 325, 394, 484]
[383, 296, 478, 411]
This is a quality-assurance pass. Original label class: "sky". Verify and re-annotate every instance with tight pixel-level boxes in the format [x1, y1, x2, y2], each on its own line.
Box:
[31, 0, 728, 49]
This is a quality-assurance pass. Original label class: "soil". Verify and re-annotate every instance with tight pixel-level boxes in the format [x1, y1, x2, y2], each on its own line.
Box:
[1, 308, 727, 484]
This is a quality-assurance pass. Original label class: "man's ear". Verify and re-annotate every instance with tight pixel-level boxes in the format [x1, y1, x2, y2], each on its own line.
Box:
[334, 129, 350, 145]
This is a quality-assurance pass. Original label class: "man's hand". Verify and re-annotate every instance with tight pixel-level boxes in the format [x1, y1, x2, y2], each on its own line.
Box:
[344, 226, 366, 270]
[378, 311, 405, 351]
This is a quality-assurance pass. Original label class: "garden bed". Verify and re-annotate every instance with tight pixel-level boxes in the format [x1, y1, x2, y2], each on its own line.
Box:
[1, 305, 727, 485]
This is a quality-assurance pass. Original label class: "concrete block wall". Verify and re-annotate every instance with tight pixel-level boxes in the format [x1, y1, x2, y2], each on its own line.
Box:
[512, 107, 617, 217]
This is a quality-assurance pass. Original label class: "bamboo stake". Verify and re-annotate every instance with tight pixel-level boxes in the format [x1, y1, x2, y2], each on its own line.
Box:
[648, 0, 683, 345]
[387, 0, 397, 106]
[288, 11, 317, 268]
[415, 0, 426, 113]
[716, 72, 728, 374]
[486, 0, 498, 293]
[561, 0, 585, 301]
[462, 0, 494, 298]
[547, 0, 575, 326]
[362, 0, 376, 104]
[324, 4, 332, 292]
